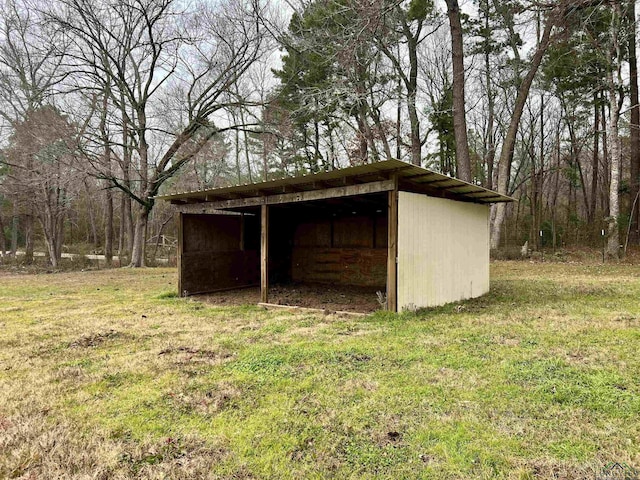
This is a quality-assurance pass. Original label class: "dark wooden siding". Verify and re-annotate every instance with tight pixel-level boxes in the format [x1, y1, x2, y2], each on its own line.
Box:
[180, 214, 259, 295]
[290, 214, 387, 287]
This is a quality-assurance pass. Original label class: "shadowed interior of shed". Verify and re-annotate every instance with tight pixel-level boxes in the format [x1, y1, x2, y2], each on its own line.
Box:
[179, 213, 260, 295]
[178, 192, 389, 300]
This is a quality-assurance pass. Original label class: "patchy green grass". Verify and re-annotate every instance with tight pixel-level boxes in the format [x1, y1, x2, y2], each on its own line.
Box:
[0, 262, 639, 479]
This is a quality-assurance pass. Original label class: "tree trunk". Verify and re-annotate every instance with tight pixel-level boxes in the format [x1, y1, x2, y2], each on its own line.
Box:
[356, 115, 369, 163]
[125, 195, 134, 257]
[607, 76, 621, 259]
[38, 189, 64, 268]
[41, 214, 64, 269]
[551, 124, 561, 249]
[44, 236, 58, 268]
[445, 0, 472, 182]
[564, 104, 590, 225]
[377, 16, 422, 165]
[535, 87, 545, 250]
[234, 114, 242, 179]
[262, 130, 268, 181]
[406, 68, 420, 164]
[105, 186, 114, 267]
[371, 104, 394, 160]
[0, 214, 6, 256]
[602, 99, 610, 217]
[368, 80, 393, 161]
[629, 0, 640, 244]
[589, 91, 599, 227]
[530, 169, 540, 250]
[241, 108, 253, 181]
[606, 1, 622, 259]
[101, 89, 114, 267]
[55, 211, 64, 261]
[402, 19, 421, 166]
[484, 46, 496, 190]
[357, 105, 381, 162]
[396, 55, 402, 160]
[10, 204, 18, 256]
[24, 212, 34, 264]
[129, 207, 150, 267]
[121, 100, 134, 259]
[136, 107, 150, 264]
[84, 180, 99, 247]
[118, 192, 125, 261]
[490, 9, 558, 249]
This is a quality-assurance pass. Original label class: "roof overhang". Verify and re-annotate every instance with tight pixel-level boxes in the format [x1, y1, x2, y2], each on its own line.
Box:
[156, 160, 513, 210]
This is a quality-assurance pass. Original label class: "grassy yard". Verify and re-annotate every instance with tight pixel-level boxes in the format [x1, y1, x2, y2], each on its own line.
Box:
[0, 262, 639, 479]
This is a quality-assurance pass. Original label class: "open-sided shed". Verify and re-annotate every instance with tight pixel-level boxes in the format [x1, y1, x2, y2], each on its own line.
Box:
[158, 160, 512, 312]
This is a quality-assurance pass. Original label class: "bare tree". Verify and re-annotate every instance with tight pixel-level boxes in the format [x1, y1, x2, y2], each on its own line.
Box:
[490, 2, 568, 249]
[375, 1, 440, 166]
[48, 0, 269, 266]
[1, 107, 80, 267]
[0, 0, 65, 124]
[0, 0, 67, 261]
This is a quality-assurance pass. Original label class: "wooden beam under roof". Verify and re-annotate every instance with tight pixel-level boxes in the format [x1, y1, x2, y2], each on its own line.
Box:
[174, 179, 396, 210]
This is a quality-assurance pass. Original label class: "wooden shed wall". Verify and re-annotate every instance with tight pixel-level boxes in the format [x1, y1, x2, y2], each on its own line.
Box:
[397, 192, 490, 309]
[180, 214, 259, 295]
[289, 215, 387, 287]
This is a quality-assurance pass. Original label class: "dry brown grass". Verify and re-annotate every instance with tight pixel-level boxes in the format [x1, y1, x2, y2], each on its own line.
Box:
[0, 409, 233, 479]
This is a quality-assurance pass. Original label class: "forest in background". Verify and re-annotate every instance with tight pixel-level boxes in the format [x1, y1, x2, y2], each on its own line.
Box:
[0, 0, 638, 267]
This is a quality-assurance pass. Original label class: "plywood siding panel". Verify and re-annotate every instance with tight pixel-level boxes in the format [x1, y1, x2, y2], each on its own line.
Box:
[397, 192, 489, 309]
[181, 251, 259, 295]
[183, 215, 242, 253]
[375, 214, 388, 248]
[333, 216, 374, 248]
[294, 220, 331, 247]
[291, 248, 386, 287]
[180, 213, 259, 295]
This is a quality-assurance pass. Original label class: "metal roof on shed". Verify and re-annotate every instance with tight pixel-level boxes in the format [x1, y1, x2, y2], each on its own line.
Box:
[157, 159, 513, 206]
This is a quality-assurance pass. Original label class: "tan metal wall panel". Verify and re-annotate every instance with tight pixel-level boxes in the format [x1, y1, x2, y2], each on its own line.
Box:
[397, 192, 489, 309]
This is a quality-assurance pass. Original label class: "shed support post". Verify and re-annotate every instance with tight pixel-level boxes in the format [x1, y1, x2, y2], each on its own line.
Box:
[177, 212, 184, 297]
[240, 213, 245, 251]
[387, 176, 399, 312]
[261, 204, 269, 303]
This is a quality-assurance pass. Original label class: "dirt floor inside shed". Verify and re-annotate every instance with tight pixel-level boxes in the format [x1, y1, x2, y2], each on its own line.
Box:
[197, 283, 383, 313]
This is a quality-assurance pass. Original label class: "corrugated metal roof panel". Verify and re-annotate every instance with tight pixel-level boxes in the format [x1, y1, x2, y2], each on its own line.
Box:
[156, 159, 513, 205]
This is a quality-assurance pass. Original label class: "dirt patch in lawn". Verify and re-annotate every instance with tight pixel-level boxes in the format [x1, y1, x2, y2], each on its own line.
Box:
[197, 283, 382, 313]
[69, 329, 123, 348]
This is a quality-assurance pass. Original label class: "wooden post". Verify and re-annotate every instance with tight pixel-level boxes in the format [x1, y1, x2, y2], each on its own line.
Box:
[239, 212, 245, 251]
[177, 212, 184, 297]
[261, 204, 269, 303]
[387, 176, 399, 312]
